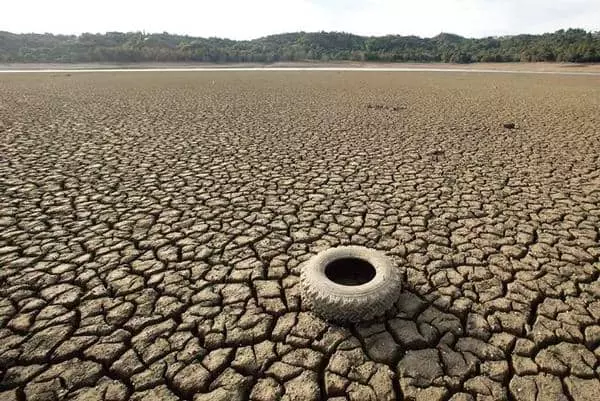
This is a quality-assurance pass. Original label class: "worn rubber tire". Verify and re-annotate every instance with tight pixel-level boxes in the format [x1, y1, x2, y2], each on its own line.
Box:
[300, 246, 402, 322]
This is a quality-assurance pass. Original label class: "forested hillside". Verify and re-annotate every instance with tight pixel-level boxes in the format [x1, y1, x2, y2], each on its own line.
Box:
[1, 29, 599, 63]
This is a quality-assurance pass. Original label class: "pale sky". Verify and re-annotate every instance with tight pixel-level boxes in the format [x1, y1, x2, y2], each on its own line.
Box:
[2, 0, 599, 39]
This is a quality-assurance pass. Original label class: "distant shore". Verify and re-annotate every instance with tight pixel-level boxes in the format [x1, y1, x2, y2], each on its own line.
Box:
[1, 61, 599, 73]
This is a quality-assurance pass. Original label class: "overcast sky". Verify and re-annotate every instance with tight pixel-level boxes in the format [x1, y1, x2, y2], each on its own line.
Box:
[2, 0, 599, 39]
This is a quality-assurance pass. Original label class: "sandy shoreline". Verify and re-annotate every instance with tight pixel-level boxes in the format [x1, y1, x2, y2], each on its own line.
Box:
[1, 61, 599, 73]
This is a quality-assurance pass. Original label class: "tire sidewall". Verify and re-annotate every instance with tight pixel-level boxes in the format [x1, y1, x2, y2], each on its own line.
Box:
[300, 246, 401, 321]
[305, 246, 392, 297]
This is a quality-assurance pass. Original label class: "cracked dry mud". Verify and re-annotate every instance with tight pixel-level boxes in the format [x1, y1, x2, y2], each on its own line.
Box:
[0, 71, 599, 401]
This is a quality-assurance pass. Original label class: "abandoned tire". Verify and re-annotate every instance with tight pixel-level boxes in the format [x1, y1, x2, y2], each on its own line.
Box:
[300, 246, 402, 322]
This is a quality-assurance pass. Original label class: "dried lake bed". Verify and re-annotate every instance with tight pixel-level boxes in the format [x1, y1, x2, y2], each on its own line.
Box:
[0, 71, 599, 400]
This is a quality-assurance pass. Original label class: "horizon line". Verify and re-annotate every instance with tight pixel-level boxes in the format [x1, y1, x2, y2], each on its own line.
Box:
[2, 27, 598, 42]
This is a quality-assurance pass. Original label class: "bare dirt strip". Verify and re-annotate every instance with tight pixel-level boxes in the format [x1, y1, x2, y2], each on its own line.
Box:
[0, 71, 599, 401]
[1, 62, 599, 74]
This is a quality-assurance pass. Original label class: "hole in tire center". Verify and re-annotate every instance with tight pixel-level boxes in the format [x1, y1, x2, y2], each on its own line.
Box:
[324, 258, 376, 286]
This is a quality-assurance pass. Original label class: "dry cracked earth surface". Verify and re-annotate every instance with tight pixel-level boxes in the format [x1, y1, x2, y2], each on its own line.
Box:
[0, 71, 599, 401]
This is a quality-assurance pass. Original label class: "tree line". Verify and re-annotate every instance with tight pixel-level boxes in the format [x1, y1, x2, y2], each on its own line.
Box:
[1, 29, 599, 64]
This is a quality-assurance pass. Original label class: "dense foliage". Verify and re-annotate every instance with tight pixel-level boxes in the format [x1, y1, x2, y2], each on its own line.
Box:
[1, 29, 599, 63]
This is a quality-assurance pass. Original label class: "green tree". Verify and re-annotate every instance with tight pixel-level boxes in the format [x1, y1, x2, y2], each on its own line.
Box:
[1, 29, 599, 64]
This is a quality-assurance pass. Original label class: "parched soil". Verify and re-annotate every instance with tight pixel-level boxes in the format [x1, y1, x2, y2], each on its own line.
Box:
[0, 71, 599, 401]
